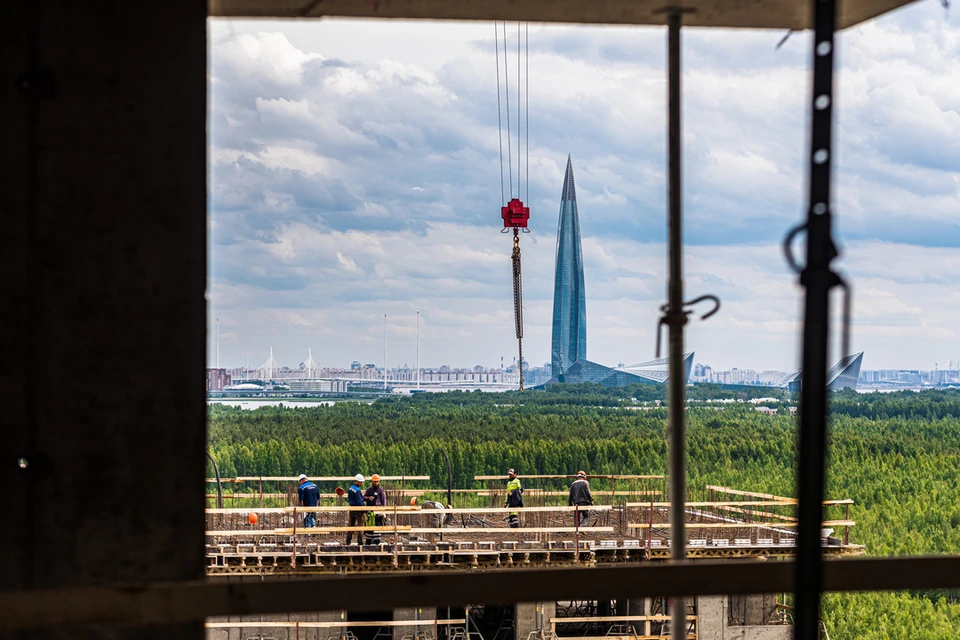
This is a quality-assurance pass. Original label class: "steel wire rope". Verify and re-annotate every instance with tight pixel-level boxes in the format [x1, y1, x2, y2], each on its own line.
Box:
[494, 22, 505, 205]
[502, 21, 513, 199]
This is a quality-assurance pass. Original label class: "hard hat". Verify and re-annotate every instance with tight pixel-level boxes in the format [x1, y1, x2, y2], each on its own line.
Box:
[577, 471, 586, 478]
[508, 468, 516, 475]
[297, 474, 307, 481]
[355, 474, 365, 483]
[371, 474, 381, 482]
[248, 512, 258, 525]
[410, 497, 418, 506]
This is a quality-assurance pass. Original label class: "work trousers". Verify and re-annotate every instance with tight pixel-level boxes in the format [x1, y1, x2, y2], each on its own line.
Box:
[303, 512, 317, 528]
[365, 514, 385, 545]
[507, 513, 520, 528]
[574, 506, 591, 527]
[346, 511, 365, 545]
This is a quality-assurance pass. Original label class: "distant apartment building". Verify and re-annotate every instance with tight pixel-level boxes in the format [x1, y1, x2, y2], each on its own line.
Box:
[287, 379, 349, 393]
[206, 368, 231, 391]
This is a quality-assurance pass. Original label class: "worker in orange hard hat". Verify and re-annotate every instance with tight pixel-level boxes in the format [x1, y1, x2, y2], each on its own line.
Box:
[363, 473, 387, 545]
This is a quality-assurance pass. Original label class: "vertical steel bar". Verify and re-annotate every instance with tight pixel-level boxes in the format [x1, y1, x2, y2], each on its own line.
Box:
[845, 503, 850, 545]
[665, 12, 687, 640]
[794, 0, 839, 636]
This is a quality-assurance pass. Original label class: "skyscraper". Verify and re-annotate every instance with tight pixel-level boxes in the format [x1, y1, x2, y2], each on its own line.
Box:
[551, 155, 587, 377]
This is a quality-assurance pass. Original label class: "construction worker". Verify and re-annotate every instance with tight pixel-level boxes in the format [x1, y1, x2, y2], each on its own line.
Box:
[568, 471, 594, 527]
[363, 474, 387, 544]
[503, 468, 523, 528]
[411, 496, 455, 528]
[346, 474, 366, 545]
[297, 474, 319, 528]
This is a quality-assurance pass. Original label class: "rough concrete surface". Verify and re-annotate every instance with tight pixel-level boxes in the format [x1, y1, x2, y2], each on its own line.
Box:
[2, 1, 207, 639]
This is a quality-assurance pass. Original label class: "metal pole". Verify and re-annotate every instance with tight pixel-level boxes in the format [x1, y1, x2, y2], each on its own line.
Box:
[794, 0, 839, 636]
[417, 309, 421, 389]
[206, 450, 223, 510]
[665, 12, 687, 640]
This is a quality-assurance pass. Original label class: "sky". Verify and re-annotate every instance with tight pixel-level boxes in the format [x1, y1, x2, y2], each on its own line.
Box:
[207, 3, 960, 374]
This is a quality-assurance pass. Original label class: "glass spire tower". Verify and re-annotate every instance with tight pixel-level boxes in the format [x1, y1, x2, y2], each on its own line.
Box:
[551, 155, 587, 377]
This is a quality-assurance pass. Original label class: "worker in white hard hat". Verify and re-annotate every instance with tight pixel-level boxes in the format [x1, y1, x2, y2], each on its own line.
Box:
[345, 473, 366, 545]
[297, 474, 319, 528]
[503, 469, 523, 528]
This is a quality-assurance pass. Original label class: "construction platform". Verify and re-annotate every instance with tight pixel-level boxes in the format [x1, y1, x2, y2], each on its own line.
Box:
[205, 477, 863, 575]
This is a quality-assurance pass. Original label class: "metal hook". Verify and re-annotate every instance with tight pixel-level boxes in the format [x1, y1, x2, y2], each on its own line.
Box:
[684, 294, 722, 320]
[784, 223, 851, 357]
[655, 316, 669, 359]
[783, 222, 807, 274]
[655, 294, 722, 358]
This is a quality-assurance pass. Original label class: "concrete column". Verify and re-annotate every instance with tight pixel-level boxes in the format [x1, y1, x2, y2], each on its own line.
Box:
[625, 599, 649, 636]
[515, 602, 552, 640]
[2, 2, 206, 640]
[394, 606, 438, 640]
[695, 595, 725, 640]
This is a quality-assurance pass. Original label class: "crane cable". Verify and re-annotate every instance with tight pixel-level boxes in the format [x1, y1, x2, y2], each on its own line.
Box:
[496, 22, 529, 391]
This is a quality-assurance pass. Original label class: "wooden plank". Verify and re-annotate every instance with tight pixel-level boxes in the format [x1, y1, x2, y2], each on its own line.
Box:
[474, 474, 663, 480]
[408, 526, 614, 534]
[205, 525, 412, 536]
[479, 490, 661, 497]
[5, 556, 960, 631]
[627, 500, 797, 507]
[285, 506, 421, 513]
[704, 485, 793, 501]
[550, 616, 696, 623]
[439, 505, 612, 515]
[208, 0, 920, 32]
[627, 499, 852, 507]
[628, 520, 855, 529]
[206, 619, 466, 629]
[206, 476, 431, 482]
[555, 636, 694, 640]
[718, 506, 797, 522]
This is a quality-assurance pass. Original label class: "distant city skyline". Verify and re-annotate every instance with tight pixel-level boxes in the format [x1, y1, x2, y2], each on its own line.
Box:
[207, 10, 960, 373]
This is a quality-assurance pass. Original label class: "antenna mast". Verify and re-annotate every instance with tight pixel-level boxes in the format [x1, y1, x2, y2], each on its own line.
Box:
[216, 318, 220, 369]
[384, 314, 388, 392]
[416, 310, 421, 389]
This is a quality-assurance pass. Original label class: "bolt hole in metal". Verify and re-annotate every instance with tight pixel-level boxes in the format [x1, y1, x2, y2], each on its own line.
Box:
[813, 203, 827, 215]
[817, 41, 832, 56]
[813, 149, 829, 164]
[17, 457, 29, 469]
[815, 95, 830, 110]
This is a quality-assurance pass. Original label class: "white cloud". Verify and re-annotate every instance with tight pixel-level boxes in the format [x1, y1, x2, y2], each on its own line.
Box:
[207, 10, 960, 372]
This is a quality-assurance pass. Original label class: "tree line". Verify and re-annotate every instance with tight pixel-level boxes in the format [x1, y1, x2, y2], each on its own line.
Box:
[208, 387, 960, 638]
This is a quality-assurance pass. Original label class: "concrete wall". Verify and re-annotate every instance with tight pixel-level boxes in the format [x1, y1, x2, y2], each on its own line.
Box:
[515, 602, 553, 640]
[3, 1, 206, 639]
[394, 607, 438, 640]
[697, 596, 790, 640]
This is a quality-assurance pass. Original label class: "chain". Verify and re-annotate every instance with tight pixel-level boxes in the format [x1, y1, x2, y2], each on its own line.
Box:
[512, 228, 524, 391]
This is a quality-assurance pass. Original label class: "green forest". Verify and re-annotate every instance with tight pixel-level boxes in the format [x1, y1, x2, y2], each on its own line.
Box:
[207, 385, 960, 639]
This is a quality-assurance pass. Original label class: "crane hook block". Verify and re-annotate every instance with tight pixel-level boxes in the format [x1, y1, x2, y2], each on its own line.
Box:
[501, 198, 530, 229]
